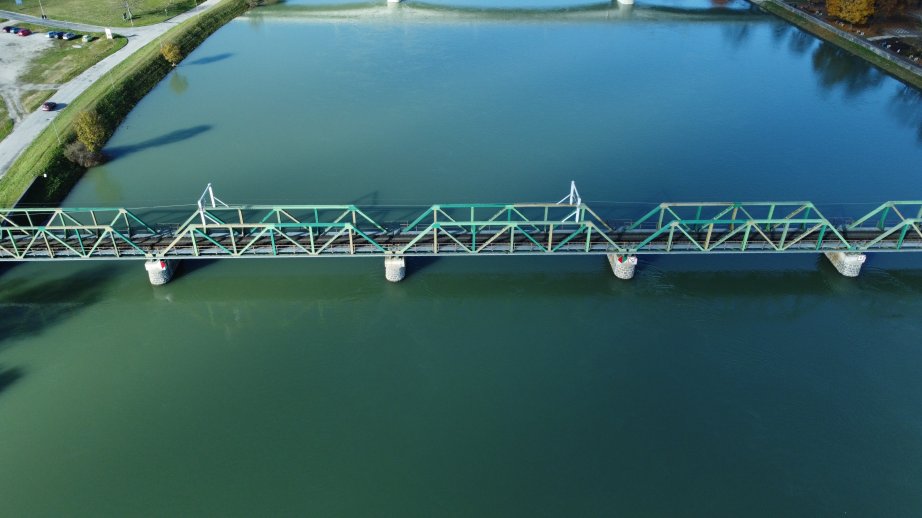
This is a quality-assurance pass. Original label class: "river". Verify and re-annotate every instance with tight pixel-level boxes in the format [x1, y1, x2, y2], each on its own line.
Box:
[1, 1, 922, 515]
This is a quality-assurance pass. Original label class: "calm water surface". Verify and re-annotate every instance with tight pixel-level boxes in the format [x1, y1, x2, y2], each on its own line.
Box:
[2, 4, 922, 516]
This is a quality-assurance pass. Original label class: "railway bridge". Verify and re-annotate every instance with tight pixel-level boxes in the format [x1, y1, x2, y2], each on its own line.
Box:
[1, 184, 919, 284]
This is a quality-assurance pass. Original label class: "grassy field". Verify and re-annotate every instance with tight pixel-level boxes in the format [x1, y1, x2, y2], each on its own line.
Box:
[0, 0, 201, 27]
[0, 0, 248, 206]
[15, 25, 128, 85]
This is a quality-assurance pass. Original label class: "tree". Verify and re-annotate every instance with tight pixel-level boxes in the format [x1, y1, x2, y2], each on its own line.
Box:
[161, 41, 182, 66]
[74, 110, 106, 154]
[826, 0, 875, 24]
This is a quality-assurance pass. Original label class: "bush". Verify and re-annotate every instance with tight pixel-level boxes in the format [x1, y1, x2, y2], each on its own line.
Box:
[64, 141, 106, 167]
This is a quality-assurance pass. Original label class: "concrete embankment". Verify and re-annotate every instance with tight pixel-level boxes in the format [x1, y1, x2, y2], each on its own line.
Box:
[750, 0, 922, 89]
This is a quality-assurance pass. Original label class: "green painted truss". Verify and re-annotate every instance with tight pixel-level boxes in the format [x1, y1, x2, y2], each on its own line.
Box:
[0, 199, 921, 261]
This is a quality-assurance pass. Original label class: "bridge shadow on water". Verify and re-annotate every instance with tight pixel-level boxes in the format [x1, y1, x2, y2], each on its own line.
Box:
[186, 52, 234, 66]
[0, 365, 23, 399]
[0, 266, 114, 350]
[173, 258, 219, 279]
[105, 125, 212, 160]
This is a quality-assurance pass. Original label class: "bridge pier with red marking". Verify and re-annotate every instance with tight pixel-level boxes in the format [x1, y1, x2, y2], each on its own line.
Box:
[145, 259, 178, 286]
[608, 254, 637, 280]
[824, 252, 866, 277]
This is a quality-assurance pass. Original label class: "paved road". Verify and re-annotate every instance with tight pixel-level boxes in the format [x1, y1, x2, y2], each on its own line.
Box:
[0, 0, 224, 183]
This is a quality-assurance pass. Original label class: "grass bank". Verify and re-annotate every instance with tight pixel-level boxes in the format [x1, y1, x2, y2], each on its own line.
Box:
[757, 0, 922, 90]
[0, 99, 11, 142]
[0, 0, 249, 207]
[0, 0, 200, 27]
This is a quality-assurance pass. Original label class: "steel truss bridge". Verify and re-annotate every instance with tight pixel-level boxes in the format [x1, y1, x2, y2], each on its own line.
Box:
[1, 185, 921, 266]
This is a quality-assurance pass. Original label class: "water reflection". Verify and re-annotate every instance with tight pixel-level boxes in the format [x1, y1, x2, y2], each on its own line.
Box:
[889, 85, 922, 142]
[811, 41, 884, 96]
[169, 70, 189, 95]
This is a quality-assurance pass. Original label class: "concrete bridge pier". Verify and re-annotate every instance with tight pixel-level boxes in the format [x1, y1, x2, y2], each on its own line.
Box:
[824, 252, 866, 277]
[385, 256, 406, 282]
[145, 259, 178, 285]
[608, 254, 637, 280]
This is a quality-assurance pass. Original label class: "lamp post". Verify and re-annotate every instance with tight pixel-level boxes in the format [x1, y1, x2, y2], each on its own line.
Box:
[37, 0, 47, 19]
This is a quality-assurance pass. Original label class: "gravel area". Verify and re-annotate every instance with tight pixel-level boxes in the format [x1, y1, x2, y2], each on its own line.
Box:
[0, 25, 54, 121]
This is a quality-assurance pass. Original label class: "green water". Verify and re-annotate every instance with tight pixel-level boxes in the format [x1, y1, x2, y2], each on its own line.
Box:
[3, 4, 922, 516]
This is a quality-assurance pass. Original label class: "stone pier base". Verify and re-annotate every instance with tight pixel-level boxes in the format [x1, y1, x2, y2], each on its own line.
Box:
[607, 254, 637, 280]
[145, 259, 177, 286]
[824, 252, 866, 277]
[385, 256, 406, 282]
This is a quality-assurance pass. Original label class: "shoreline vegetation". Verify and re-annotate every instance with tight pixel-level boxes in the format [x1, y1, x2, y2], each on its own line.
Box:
[0, 0, 252, 207]
[753, 0, 922, 90]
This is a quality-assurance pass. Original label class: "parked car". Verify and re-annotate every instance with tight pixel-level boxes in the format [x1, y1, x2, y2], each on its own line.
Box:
[9, 27, 21, 34]
[47, 31, 60, 38]
[41, 101, 57, 112]
[2, 26, 15, 34]
[62, 32, 78, 41]
[17, 29, 31, 37]
[82, 34, 91, 42]
[55, 32, 66, 39]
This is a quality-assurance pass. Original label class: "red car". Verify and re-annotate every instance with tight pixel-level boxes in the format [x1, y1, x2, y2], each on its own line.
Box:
[18, 29, 31, 37]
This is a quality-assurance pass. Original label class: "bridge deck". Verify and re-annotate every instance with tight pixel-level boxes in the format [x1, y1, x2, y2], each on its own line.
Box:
[1, 199, 921, 260]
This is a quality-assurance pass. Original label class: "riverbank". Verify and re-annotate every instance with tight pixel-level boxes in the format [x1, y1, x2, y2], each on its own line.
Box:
[751, 0, 922, 90]
[0, 0, 248, 207]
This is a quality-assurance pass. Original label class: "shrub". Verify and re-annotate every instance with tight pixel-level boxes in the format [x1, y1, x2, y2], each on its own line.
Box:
[64, 141, 105, 167]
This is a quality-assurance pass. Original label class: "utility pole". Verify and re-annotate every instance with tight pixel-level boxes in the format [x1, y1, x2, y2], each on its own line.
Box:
[124, 1, 135, 27]
[37, 0, 47, 19]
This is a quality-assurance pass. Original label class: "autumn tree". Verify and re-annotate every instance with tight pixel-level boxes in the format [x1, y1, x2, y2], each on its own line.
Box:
[74, 110, 106, 153]
[161, 41, 183, 66]
[826, 0, 875, 24]
[64, 110, 107, 167]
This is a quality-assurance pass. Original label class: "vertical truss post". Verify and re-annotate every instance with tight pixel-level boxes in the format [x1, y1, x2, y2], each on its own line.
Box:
[557, 181, 583, 223]
[197, 183, 229, 227]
